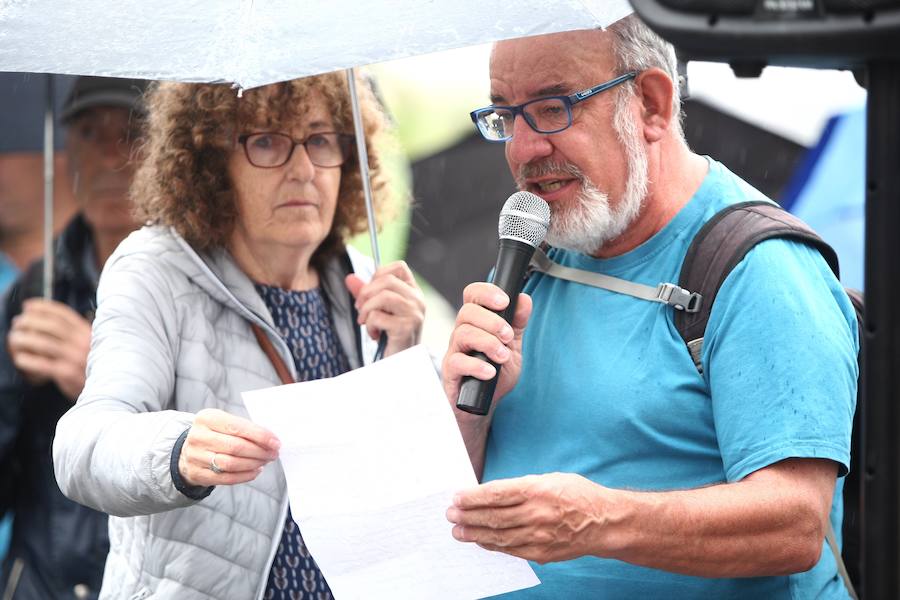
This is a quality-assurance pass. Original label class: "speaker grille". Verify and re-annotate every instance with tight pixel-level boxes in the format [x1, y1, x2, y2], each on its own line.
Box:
[823, 0, 900, 11]
[659, 0, 756, 14]
[660, 0, 900, 13]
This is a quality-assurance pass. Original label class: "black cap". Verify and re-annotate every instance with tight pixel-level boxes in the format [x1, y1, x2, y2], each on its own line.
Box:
[60, 76, 149, 124]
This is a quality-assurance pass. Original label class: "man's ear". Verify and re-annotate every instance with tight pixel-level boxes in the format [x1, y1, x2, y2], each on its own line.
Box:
[634, 68, 675, 143]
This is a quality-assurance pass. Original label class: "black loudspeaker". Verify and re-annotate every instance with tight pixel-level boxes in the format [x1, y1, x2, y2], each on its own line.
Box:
[631, 0, 900, 73]
[629, 2, 900, 599]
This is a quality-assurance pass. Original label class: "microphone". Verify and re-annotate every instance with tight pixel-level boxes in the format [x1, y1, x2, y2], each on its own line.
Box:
[456, 191, 551, 416]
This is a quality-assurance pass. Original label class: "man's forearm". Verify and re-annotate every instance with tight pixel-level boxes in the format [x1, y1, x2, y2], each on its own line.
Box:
[597, 459, 836, 577]
[454, 410, 491, 480]
[449, 459, 838, 577]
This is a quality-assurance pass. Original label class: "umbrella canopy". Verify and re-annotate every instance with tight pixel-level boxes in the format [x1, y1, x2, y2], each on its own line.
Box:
[0, 0, 632, 91]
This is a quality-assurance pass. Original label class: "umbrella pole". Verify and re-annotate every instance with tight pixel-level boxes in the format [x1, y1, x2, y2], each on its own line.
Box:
[346, 68, 388, 360]
[42, 74, 55, 300]
[346, 68, 381, 266]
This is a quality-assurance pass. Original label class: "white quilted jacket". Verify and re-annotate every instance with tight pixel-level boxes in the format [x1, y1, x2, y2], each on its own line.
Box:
[53, 225, 376, 600]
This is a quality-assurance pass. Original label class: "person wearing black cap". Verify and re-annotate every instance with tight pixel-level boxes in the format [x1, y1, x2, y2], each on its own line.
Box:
[0, 76, 148, 600]
[0, 71, 79, 586]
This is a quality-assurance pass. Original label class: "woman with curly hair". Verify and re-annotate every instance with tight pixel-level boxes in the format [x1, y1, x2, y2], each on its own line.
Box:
[51, 72, 426, 600]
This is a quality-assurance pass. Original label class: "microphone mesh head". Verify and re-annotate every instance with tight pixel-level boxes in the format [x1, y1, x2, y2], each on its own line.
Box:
[498, 191, 551, 248]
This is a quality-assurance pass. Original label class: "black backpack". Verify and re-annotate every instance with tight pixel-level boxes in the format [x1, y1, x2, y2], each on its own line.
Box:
[674, 200, 863, 598]
[529, 200, 863, 597]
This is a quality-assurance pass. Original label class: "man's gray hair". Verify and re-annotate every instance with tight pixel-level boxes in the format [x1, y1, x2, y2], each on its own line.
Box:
[607, 15, 685, 140]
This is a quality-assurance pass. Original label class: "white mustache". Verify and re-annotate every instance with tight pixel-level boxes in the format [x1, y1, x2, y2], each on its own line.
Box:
[516, 160, 585, 188]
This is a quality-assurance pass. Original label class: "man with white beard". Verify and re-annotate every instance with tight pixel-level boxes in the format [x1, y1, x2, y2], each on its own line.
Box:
[441, 15, 858, 600]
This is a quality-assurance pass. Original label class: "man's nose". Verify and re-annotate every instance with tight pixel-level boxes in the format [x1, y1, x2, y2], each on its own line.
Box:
[505, 114, 554, 166]
[97, 135, 131, 168]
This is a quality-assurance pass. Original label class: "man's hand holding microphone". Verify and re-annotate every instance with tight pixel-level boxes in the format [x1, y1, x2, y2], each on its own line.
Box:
[442, 191, 550, 477]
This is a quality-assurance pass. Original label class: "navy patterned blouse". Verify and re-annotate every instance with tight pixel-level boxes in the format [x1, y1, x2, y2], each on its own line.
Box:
[256, 284, 350, 600]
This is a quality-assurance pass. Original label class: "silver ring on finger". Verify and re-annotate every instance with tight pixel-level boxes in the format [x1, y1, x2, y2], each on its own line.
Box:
[210, 453, 225, 474]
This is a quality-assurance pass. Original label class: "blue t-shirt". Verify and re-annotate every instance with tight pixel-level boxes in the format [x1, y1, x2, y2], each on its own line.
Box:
[483, 159, 859, 599]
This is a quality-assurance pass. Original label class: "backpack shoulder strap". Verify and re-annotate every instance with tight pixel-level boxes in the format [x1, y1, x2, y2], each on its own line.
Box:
[674, 200, 840, 373]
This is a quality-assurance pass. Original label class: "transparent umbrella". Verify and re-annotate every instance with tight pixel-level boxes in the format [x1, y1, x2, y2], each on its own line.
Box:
[0, 1, 631, 89]
[0, 0, 632, 351]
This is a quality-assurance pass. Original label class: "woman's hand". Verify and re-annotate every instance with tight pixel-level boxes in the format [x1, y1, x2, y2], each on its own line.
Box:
[178, 408, 281, 487]
[345, 260, 426, 357]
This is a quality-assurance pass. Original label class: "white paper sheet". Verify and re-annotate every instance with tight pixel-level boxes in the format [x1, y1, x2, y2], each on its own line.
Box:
[242, 344, 539, 600]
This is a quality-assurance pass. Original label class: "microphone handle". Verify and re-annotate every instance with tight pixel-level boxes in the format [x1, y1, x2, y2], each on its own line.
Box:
[456, 240, 535, 415]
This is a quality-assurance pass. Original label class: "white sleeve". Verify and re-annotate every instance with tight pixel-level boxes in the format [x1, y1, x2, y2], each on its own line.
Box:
[53, 250, 198, 517]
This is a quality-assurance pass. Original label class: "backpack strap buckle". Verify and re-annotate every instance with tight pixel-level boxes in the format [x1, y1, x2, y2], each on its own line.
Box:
[656, 283, 703, 313]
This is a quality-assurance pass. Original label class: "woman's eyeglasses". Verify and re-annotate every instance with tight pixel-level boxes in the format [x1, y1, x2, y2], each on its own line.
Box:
[237, 131, 354, 168]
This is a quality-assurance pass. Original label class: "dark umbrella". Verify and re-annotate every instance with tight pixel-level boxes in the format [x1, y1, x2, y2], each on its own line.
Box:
[0, 73, 75, 296]
[0, 73, 70, 153]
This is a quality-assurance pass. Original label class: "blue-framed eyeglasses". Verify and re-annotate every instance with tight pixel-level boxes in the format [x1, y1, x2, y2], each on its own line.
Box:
[469, 71, 638, 142]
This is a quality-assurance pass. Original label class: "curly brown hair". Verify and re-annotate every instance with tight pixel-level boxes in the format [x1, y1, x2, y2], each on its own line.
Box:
[131, 72, 392, 264]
